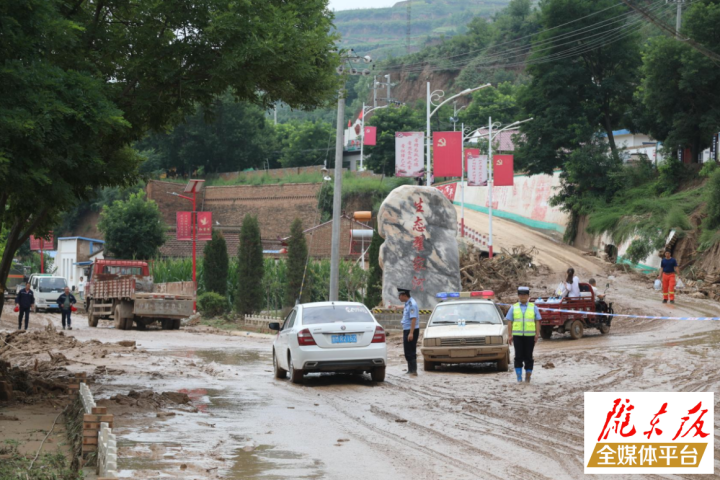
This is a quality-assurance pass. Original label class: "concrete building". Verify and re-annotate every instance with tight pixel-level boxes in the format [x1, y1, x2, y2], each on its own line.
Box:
[55, 237, 105, 290]
[611, 130, 666, 165]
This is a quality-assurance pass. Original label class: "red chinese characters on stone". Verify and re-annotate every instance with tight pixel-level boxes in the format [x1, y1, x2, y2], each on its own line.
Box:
[643, 402, 667, 439]
[412, 276, 425, 291]
[413, 256, 426, 272]
[598, 398, 637, 441]
[672, 402, 710, 441]
[413, 217, 426, 233]
[413, 236, 424, 252]
[414, 198, 424, 213]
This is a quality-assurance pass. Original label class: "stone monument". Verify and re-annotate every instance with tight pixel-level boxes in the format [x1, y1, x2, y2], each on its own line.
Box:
[377, 185, 460, 308]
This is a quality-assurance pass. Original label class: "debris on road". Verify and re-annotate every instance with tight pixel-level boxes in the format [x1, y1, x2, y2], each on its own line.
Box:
[460, 245, 549, 294]
[100, 390, 191, 410]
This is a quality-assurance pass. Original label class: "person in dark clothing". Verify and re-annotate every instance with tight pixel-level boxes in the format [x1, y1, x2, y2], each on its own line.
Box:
[56, 287, 77, 330]
[15, 283, 35, 330]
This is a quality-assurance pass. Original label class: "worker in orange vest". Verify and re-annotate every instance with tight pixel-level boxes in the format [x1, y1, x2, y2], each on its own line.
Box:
[658, 250, 678, 304]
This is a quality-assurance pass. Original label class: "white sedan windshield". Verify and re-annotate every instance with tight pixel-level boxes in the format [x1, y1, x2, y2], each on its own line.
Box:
[430, 303, 502, 326]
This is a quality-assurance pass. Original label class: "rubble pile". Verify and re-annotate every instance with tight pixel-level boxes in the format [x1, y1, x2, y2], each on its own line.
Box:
[460, 245, 548, 295]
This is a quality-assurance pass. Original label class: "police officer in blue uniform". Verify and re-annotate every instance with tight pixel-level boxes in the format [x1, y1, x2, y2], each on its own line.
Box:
[398, 287, 419, 376]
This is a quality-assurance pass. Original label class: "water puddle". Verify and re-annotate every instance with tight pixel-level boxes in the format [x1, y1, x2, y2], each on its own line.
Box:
[230, 445, 324, 479]
[110, 348, 318, 479]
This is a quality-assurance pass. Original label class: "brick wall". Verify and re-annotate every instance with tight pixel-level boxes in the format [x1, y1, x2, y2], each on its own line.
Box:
[147, 180, 196, 225]
[305, 216, 372, 259]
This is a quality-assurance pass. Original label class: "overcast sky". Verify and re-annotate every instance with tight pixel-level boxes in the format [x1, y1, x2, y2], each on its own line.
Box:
[329, 0, 397, 11]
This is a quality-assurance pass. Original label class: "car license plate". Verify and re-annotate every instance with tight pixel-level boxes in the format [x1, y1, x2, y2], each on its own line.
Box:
[331, 334, 357, 344]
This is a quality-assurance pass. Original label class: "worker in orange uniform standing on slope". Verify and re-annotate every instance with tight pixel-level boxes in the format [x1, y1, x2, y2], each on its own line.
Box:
[658, 250, 678, 304]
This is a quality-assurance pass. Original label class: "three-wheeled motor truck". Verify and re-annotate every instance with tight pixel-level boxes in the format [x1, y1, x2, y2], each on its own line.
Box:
[533, 283, 613, 340]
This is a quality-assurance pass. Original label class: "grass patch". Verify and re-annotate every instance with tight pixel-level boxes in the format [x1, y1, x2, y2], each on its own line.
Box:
[0, 441, 80, 480]
[207, 171, 325, 186]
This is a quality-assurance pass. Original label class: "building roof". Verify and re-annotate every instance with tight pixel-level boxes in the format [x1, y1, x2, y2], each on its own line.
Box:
[57, 236, 105, 243]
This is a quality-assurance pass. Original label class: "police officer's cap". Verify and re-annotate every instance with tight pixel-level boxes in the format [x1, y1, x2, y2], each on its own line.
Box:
[397, 288, 411, 296]
[517, 286, 530, 295]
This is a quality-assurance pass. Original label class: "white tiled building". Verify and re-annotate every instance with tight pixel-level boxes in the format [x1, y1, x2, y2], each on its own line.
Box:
[55, 237, 104, 291]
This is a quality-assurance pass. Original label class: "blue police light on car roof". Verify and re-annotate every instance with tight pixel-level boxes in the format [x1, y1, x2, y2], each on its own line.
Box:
[436, 291, 495, 299]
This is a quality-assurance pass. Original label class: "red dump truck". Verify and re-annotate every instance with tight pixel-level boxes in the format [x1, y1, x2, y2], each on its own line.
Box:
[85, 260, 195, 331]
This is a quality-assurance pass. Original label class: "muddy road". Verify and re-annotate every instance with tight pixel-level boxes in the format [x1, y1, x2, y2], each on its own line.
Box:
[2, 296, 719, 479]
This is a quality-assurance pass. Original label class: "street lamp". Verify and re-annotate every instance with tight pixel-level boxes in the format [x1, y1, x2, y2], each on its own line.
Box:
[471, 117, 533, 258]
[168, 179, 205, 310]
[426, 83, 491, 186]
[359, 103, 388, 171]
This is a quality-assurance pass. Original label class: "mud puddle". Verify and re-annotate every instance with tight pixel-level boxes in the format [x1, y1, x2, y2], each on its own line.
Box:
[97, 347, 325, 479]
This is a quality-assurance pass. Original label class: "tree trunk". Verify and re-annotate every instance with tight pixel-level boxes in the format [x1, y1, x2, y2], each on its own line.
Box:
[603, 113, 620, 162]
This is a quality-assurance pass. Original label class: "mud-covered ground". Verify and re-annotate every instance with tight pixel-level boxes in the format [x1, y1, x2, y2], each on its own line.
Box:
[1, 296, 719, 479]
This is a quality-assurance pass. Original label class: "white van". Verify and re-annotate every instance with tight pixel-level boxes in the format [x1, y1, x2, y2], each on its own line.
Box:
[17, 274, 68, 312]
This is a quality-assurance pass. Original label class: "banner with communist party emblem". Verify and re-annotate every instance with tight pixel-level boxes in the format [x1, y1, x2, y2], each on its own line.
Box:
[432, 131, 462, 177]
[30, 233, 54, 251]
[493, 154, 514, 186]
[395, 132, 425, 178]
[363, 126, 377, 146]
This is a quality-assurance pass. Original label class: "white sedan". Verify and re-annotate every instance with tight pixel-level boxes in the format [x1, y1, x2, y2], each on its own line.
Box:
[269, 301, 387, 384]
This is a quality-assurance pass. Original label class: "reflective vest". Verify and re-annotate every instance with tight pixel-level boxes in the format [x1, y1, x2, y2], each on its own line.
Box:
[512, 302, 537, 336]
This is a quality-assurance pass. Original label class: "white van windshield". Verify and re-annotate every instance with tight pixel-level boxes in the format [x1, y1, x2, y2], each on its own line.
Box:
[38, 277, 67, 292]
[429, 303, 502, 326]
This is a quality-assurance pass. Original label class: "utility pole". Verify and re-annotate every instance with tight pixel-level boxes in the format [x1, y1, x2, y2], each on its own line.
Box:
[273, 105, 277, 125]
[386, 74, 391, 104]
[373, 75, 378, 109]
[329, 52, 373, 301]
[675, 0, 682, 36]
[329, 87, 345, 301]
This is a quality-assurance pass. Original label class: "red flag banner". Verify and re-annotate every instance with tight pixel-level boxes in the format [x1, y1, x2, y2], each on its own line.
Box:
[30, 233, 54, 251]
[196, 212, 212, 241]
[177, 212, 192, 240]
[364, 126, 377, 146]
[464, 148, 479, 172]
[494, 155, 514, 186]
[435, 183, 457, 202]
[467, 154, 488, 186]
[432, 131, 462, 177]
[395, 132, 425, 178]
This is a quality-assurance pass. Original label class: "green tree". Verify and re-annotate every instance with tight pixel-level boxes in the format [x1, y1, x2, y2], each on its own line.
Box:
[459, 82, 520, 128]
[637, 1, 720, 160]
[98, 192, 166, 259]
[236, 215, 264, 315]
[138, 93, 273, 175]
[365, 105, 425, 176]
[364, 229, 385, 309]
[203, 230, 229, 296]
[285, 218, 309, 307]
[316, 182, 334, 223]
[0, 0, 340, 303]
[515, 0, 641, 173]
[275, 121, 335, 168]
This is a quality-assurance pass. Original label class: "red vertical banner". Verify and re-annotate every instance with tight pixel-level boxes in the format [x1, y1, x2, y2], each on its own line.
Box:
[493, 155, 514, 186]
[363, 126, 377, 146]
[30, 233, 54, 251]
[432, 131, 463, 177]
[177, 212, 192, 240]
[196, 212, 212, 241]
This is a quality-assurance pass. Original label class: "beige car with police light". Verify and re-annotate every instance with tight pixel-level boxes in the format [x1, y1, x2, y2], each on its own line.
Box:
[421, 295, 509, 372]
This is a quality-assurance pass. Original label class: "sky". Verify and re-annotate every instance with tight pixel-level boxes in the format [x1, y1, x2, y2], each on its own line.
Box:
[329, 0, 397, 11]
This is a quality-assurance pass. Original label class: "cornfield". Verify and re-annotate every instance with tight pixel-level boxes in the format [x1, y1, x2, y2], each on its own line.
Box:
[151, 256, 369, 313]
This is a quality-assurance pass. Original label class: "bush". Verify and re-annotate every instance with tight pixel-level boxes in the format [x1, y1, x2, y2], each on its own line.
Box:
[197, 292, 228, 318]
[203, 230, 229, 295]
[699, 161, 718, 178]
[236, 214, 264, 315]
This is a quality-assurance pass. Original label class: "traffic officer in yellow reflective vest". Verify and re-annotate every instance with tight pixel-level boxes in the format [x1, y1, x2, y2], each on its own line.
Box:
[505, 286, 541, 383]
